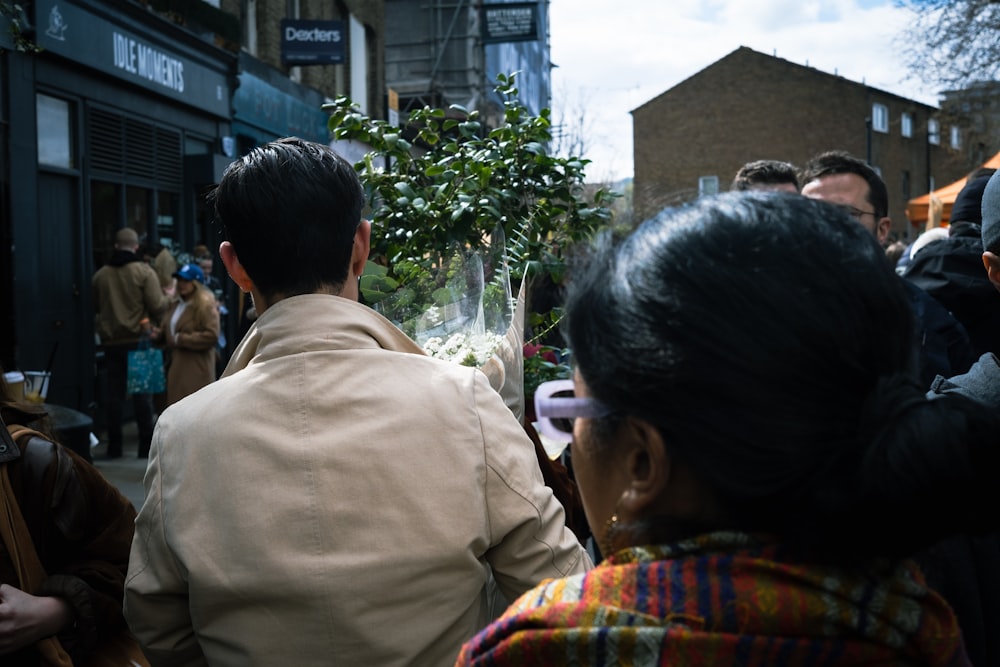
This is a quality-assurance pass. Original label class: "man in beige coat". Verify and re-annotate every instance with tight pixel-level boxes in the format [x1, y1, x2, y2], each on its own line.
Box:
[124, 138, 591, 666]
[92, 227, 172, 458]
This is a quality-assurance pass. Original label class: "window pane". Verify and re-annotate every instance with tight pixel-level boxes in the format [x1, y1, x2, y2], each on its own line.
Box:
[157, 192, 178, 251]
[126, 186, 152, 249]
[901, 113, 913, 138]
[928, 119, 940, 145]
[872, 104, 889, 133]
[91, 181, 121, 270]
[950, 126, 961, 149]
[37, 94, 73, 168]
[699, 175, 719, 196]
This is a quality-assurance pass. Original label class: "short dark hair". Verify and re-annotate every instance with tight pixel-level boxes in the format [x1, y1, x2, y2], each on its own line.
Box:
[565, 192, 995, 557]
[211, 137, 364, 301]
[731, 159, 799, 192]
[801, 150, 889, 218]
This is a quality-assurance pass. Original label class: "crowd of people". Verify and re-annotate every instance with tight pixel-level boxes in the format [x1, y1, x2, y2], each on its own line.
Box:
[2, 137, 999, 666]
[91, 234, 226, 458]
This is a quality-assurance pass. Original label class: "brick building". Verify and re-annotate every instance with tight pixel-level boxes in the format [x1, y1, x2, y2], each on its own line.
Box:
[939, 81, 1000, 172]
[632, 46, 971, 239]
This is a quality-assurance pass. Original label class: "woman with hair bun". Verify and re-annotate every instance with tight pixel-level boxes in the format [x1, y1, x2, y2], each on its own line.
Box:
[456, 193, 994, 666]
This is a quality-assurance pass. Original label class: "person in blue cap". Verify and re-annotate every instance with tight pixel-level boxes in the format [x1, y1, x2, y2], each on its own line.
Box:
[153, 263, 219, 406]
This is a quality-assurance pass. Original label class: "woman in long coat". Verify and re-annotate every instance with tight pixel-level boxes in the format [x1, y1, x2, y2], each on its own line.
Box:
[159, 263, 219, 406]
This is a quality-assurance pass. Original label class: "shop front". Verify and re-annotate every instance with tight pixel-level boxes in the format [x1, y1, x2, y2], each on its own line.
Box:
[3, 0, 235, 415]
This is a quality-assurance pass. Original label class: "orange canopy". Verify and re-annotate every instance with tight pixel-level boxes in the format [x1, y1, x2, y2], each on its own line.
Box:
[906, 152, 1000, 226]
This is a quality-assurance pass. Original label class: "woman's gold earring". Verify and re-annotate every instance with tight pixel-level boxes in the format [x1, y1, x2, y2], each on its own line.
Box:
[599, 512, 619, 558]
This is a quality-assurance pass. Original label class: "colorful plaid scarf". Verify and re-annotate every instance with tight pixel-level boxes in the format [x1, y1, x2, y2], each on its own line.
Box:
[457, 531, 969, 666]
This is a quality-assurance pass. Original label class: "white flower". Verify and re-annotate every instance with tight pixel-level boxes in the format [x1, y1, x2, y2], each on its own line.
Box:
[423, 331, 504, 367]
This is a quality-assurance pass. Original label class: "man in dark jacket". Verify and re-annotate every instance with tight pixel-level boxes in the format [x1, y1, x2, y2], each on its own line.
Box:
[902, 172, 1000, 357]
[801, 151, 976, 386]
[91, 228, 171, 458]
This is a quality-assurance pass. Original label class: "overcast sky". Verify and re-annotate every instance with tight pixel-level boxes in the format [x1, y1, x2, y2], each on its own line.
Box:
[548, 0, 938, 183]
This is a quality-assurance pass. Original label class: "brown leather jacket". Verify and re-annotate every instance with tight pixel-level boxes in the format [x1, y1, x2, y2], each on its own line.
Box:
[1, 407, 137, 666]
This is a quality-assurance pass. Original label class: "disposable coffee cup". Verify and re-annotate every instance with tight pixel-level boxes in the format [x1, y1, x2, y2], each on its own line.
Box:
[23, 370, 51, 404]
[3, 370, 25, 399]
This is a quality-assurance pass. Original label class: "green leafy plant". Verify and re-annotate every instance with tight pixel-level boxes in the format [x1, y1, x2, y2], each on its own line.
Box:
[326, 73, 619, 305]
[1, 2, 42, 53]
[523, 343, 571, 405]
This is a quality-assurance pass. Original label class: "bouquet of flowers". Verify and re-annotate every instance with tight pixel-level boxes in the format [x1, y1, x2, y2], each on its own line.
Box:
[364, 226, 527, 420]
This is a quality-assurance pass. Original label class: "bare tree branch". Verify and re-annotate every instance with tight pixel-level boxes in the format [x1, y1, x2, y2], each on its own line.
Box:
[898, 0, 1000, 89]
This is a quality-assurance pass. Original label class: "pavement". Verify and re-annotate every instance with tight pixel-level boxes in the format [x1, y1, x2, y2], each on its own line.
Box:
[91, 420, 149, 510]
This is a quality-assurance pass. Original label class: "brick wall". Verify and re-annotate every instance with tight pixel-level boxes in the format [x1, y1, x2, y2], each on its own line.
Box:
[633, 47, 970, 239]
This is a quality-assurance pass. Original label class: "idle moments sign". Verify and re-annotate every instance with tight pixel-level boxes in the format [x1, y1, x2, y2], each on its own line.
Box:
[34, 0, 230, 117]
[281, 19, 345, 65]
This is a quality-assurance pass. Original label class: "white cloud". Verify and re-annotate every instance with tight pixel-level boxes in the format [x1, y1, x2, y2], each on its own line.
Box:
[549, 0, 934, 183]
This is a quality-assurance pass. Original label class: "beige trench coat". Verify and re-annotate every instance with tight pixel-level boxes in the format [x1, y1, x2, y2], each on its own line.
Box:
[125, 294, 590, 667]
[159, 285, 219, 406]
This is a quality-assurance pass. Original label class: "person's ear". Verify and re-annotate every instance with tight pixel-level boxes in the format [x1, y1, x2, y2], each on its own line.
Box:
[219, 241, 253, 293]
[876, 216, 892, 245]
[616, 417, 671, 521]
[983, 251, 1000, 292]
[350, 220, 372, 279]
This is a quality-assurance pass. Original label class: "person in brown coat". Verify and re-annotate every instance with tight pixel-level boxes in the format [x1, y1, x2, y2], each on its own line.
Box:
[155, 264, 219, 406]
[0, 369, 139, 666]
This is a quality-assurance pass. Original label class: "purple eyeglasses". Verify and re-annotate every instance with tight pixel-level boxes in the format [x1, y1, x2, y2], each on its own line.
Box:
[533, 379, 614, 443]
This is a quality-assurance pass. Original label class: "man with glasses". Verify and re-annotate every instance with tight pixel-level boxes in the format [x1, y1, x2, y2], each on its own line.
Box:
[801, 150, 975, 386]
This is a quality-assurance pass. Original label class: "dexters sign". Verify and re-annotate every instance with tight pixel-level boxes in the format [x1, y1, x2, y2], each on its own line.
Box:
[280, 19, 345, 65]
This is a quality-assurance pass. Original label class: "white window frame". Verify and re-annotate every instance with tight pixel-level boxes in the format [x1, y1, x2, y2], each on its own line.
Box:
[928, 119, 940, 145]
[698, 175, 719, 196]
[950, 125, 962, 150]
[901, 112, 913, 138]
[872, 103, 889, 133]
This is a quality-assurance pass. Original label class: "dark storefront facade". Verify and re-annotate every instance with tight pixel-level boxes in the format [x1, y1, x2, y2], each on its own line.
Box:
[1, 0, 235, 414]
[232, 51, 330, 155]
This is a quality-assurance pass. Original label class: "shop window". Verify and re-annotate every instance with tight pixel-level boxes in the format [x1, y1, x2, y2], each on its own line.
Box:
[37, 93, 74, 169]
[698, 175, 719, 196]
[91, 181, 121, 270]
[872, 103, 889, 133]
[901, 112, 913, 138]
[157, 193, 178, 252]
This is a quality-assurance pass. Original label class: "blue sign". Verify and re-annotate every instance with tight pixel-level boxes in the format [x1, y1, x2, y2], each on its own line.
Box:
[280, 19, 345, 65]
[34, 0, 231, 118]
[233, 71, 330, 144]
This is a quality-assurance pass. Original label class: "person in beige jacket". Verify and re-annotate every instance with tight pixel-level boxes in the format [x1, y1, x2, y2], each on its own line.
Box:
[124, 138, 591, 667]
[92, 227, 172, 458]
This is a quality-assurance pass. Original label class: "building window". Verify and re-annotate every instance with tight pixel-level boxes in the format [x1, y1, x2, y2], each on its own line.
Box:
[928, 119, 940, 145]
[36, 93, 74, 169]
[699, 175, 719, 196]
[901, 112, 913, 138]
[950, 125, 962, 150]
[872, 103, 889, 133]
